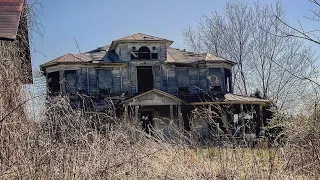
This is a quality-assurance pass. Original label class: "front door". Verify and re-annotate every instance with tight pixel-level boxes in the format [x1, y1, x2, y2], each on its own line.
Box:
[137, 66, 154, 93]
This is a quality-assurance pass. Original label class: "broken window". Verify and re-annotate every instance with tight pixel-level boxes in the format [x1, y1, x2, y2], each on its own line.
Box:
[177, 69, 190, 94]
[137, 66, 154, 93]
[138, 46, 151, 60]
[225, 68, 232, 93]
[47, 71, 60, 94]
[151, 52, 158, 59]
[97, 69, 113, 95]
[208, 68, 222, 92]
[65, 70, 77, 93]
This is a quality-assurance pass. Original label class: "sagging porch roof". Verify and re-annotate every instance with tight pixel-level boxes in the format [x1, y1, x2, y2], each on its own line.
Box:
[121, 89, 270, 106]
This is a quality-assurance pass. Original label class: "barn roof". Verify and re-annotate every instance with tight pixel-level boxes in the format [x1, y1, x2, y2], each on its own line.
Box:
[0, 0, 24, 40]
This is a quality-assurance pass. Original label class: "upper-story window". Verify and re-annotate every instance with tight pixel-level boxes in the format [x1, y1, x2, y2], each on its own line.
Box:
[208, 68, 222, 92]
[130, 46, 158, 60]
[97, 69, 113, 95]
[65, 70, 77, 93]
[138, 46, 151, 60]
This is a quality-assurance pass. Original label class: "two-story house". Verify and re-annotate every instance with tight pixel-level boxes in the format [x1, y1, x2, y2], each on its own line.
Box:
[40, 33, 270, 139]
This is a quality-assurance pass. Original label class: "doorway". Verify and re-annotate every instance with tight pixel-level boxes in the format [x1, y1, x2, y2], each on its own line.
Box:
[137, 66, 154, 93]
[141, 111, 154, 134]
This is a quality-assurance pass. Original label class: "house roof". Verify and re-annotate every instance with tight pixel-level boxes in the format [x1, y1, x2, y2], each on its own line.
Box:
[41, 45, 234, 68]
[122, 89, 186, 105]
[166, 48, 234, 64]
[189, 93, 270, 105]
[0, 0, 24, 40]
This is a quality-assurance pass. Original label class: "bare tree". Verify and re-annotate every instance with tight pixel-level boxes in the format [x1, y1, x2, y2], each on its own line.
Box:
[183, 1, 316, 111]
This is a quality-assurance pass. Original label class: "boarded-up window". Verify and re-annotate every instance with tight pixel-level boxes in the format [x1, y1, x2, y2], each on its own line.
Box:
[208, 68, 221, 91]
[65, 70, 77, 93]
[177, 69, 190, 94]
[97, 69, 113, 95]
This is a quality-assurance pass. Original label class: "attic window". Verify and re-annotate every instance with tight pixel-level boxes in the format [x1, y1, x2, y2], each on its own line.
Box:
[152, 46, 156, 50]
[138, 46, 151, 60]
[132, 46, 136, 51]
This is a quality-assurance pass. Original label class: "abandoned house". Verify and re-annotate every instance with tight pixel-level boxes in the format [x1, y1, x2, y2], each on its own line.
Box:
[0, 0, 32, 119]
[40, 33, 270, 140]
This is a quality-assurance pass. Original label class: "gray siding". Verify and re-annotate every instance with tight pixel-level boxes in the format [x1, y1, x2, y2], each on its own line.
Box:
[159, 45, 166, 60]
[88, 68, 97, 95]
[130, 66, 137, 94]
[167, 67, 177, 94]
[199, 68, 207, 92]
[112, 68, 121, 94]
[119, 45, 129, 61]
[81, 67, 88, 94]
[121, 67, 130, 94]
[189, 68, 198, 94]
[153, 66, 162, 90]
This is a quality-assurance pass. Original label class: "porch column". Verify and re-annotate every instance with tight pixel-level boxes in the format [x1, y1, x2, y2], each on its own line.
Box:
[240, 104, 245, 136]
[170, 105, 174, 121]
[177, 105, 182, 128]
[124, 105, 128, 120]
[135, 106, 139, 121]
[259, 104, 264, 136]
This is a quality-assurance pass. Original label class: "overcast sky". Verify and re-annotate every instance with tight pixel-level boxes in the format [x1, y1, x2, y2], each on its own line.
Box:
[31, 0, 318, 69]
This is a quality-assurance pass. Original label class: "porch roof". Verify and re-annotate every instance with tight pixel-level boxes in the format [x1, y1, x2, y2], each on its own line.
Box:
[122, 89, 186, 106]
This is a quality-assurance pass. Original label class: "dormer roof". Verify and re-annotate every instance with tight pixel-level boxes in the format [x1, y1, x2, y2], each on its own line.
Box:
[110, 33, 174, 50]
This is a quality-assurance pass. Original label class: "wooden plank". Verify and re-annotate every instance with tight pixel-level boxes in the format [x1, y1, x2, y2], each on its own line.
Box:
[81, 67, 88, 94]
[153, 66, 162, 90]
[199, 68, 207, 92]
[121, 66, 130, 94]
[112, 68, 121, 94]
[88, 68, 97, 95]
[159, 45, 166, 60]
[189, 68, 198, 94]
[167, 67, 177, 94]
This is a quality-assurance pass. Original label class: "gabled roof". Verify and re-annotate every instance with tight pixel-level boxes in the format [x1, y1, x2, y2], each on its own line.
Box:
[40, 53, 92, 67]
[0, 0, 24, 40]
[115, 33, 172, 42]
[122, 89, 186, 106]
[110, 33, 174, 49]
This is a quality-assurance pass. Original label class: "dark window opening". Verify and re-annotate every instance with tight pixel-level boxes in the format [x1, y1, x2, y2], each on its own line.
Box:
[138, 46, 151, 60]
[151, 53, 158, 59]
[208, 68, 222, 92]
[152, 46, 156, 50]
[65, 70, 77, 93]
[137, 66, 154, 93]
[48, 71, 60, 94]
[97, 69, 113, 95]
[225, 69, 232, 93]
[177, 69, 190, 94]
[132, 46, 136, 51]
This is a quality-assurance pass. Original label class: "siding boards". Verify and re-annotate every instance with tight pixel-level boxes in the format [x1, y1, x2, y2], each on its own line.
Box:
[177, 68, 190, 87]
[162, 66, 168, 93]
[130, 66, 137, 94]
[199, 68, 207, 92]
[159, 45, 166, 60]
[119, 45, 129, 61]
[81, 67, 88, 94]
[121, 67, 130, 94]
[153, 66, 162, 90]
[167, 67, 177, 94]
[189, 68, 198, 94]
[112, 68, 121, 94]
[88, 68, 97, 95]
[97, 69, 113, 94]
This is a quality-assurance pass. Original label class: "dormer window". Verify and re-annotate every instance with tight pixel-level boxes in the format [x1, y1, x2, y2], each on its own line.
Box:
[132, 46, 136, 51]
[152, 46, 156, 50]
[138, 46, 151, 60]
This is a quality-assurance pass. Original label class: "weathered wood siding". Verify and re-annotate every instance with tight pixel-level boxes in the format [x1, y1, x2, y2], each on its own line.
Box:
[88, 68, 97, 95]
[167, 67, 177, 94]
[130, 66, 137, 94]
[121, 67, 130, 94]
[97, 69, 113, 93]
[119, 45, 129, 61]
[199, 68, 207, 92]
[81, 67, 89, 94]
[159, 45, 166, 60]
[189, 68, 198, 94]
[112, 68, 121, 94]
[153, 66, 162, 90]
